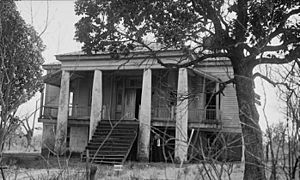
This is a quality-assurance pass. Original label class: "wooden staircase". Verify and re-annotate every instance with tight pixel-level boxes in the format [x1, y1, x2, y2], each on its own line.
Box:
[82, 119, 139, 165]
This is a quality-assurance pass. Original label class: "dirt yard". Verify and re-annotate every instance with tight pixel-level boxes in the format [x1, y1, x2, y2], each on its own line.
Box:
[1, 154, 245, 180]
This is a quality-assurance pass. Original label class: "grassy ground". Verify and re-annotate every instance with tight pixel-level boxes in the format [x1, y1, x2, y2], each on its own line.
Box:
[1, 155, 245, 180]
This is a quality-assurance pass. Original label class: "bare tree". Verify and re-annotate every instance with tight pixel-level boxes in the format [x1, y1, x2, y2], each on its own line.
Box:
[19, 100, 41, 151]
[74, 1, 300, 179]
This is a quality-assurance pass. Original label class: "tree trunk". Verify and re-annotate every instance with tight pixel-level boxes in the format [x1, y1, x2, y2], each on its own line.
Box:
[233, 64, 266, 180]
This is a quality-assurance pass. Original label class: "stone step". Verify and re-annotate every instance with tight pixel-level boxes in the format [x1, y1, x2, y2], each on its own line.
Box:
[82, 157, 123, 164]
[98, 123, 139, 127]
[83, 150, 128, 155]
[89, 139, 132, 144]
[93, 131, 136, 136]
[87, 143, 130, 149]
[92, 159, 123, 164]
[86, 146, 130, 151]
[83, 119, 138, 164]
[83, 154, 125, 158]
[94, 129, 136, 133]
[91, 135, 136, 141]
[96, 127, 138, 131]
[99, 120, 139, 126]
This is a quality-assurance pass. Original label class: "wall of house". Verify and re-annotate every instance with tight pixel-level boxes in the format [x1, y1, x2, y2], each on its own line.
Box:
[69, 126, 89, 152]
[44, 84, 60, 117]
[69, 71, 113, 120]
[152, 69, 177, 121]
[72, 73, 92, 118]
[198, 66, 241, 133]
[41, 123, 56, 155]
[188, 74, 206, 122]
[102, 74, 112, 119]
[41, 123, 89, 154]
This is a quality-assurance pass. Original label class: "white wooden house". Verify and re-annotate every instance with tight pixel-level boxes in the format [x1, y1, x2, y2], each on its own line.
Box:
[39, 50, 242, 163]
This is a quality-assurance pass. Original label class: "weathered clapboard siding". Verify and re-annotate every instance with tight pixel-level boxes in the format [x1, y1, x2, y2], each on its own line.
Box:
[221, 85, 241, 133]
[72, 74, 92, 118]
[188, 75, 206, 122]
[41, 123, 56, 153]
[69, 126, 89, 152]
[45, 84, 60, 106]
[151, 70, 174, 120]
[44, 84, 60, 117]
[102, 74, 112, 119]
[197, 66, 241, 133]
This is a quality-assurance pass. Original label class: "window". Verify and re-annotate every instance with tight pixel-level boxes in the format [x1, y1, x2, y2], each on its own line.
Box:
[205, 81, 217, 120]
[68, 91, 74, 116]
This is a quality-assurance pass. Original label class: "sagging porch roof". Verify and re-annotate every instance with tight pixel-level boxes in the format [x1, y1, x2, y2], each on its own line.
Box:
[43, 70, 62, 87]
[43, 63, 86, 87]
[43, 68, 221, 87]
[42, 63, 61, 87]
[43, 49, 227, 86]
[43, 70, 86, 87]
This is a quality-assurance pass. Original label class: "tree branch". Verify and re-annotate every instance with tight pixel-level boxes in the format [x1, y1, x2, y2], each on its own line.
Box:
[216, 78, 235, 96]
[255, 46, 300, 65]
[257, 57, 292, 64]
[259, 7, 300, 48]
[191, 0, 227, 38]
[180, 52, 230, 68]
[253, 72, 293, 91]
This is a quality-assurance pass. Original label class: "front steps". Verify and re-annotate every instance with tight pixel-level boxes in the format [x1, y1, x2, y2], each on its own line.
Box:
[83, 119, 139, 164]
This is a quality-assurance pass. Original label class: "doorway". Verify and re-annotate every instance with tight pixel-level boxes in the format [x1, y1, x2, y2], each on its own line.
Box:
[115, 77, 142, 120]
[135, 88, 142, 119]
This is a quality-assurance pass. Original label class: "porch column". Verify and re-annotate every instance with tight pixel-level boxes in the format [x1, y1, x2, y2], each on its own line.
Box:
[216, 82, 220, 120]
[54, 70, 70, 154]
[39, 86, 44, 118]
[175, 68, 189, 162]
[138, 68, 152, 161]
[89, 70, 103, 140]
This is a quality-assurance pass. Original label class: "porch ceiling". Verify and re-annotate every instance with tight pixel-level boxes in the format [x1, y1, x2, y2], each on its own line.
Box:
[43, 70, 84, 87]
[43, 70, 61, 87]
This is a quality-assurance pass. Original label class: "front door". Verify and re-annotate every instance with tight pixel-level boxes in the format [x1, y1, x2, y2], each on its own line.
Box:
[124, 89, 136, 119]
[114, 77, 142, 120]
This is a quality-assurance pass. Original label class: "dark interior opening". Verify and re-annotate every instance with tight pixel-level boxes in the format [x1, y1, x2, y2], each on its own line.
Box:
[150, 127, 175, 162]
[127, 134, 138, 162]
[135, 88, 142, 119]
[188, 130, 242, 162]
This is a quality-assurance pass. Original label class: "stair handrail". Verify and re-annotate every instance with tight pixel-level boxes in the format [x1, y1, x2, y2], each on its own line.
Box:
[90, 114, 130, 164]
[122, 127, 138, 164]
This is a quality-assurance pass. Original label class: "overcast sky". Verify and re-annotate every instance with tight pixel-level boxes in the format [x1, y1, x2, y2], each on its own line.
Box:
[15, 1, 81, 131]
[17, 1, 81, 63]
[14, 1, 284, 133]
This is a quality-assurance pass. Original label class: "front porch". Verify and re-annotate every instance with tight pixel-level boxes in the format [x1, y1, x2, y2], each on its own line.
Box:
[40, 66, 222, 162]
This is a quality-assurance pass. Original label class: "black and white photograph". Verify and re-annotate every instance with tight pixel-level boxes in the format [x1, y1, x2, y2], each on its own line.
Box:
[0, 0, 300, 179]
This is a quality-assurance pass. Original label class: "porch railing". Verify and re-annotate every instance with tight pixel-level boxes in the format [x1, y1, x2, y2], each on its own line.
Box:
[70, 105, 91, 119]
[41, 104, 220, 123]
[41, 105, 91, 119]
[189, 108, 220, 123]
[41, 105, 111, 120]
[42, 105, 58, 119]
[152, 106, 221, 123]
[152, 106, 175, 121]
